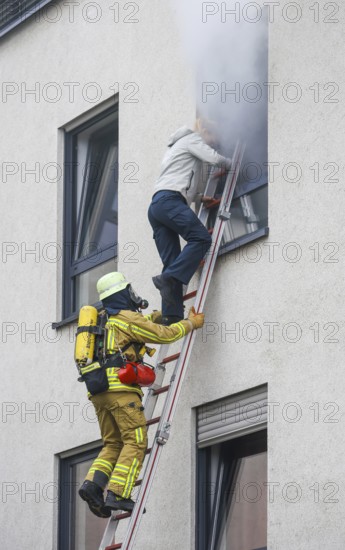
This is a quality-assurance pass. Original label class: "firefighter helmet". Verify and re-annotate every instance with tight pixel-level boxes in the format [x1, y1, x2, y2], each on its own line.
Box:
[97, 272, 129, 301]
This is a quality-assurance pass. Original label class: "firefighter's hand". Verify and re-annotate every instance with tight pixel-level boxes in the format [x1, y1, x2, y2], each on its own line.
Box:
[213, 167, 227, 179]
[188, 307, 205, 329]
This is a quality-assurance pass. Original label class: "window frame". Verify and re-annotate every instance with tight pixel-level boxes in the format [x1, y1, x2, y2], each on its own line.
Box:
[218, 179, 269, 256]
[62, 103, 119, 321]
[0, 0, 54, 38]
[196, 386, 268, 550]
[196, 429, 268, 550]
[58, 445, 102, 550]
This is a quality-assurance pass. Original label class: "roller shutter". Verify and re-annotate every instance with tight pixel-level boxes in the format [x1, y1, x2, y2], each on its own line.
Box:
[197, 385, 267, 448]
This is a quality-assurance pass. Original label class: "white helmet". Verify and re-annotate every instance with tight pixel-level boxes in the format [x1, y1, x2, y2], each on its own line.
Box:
[96, 272, 129, 301]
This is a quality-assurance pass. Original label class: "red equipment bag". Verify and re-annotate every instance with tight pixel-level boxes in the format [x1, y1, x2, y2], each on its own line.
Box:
[118, 362, 156, 387]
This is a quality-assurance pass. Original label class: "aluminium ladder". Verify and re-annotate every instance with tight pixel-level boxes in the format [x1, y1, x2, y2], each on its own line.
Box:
[99, 142, 245, 550]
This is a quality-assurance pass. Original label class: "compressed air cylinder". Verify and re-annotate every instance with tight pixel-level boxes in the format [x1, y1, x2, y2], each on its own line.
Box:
[74, 305, 98, 366]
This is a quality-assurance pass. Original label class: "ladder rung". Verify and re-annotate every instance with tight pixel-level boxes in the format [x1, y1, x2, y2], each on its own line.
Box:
[146, 416, 160, 426]
[183, 290, 197, 301]
[145, 447, 152, 455]
[115, 511, 131, 520]
[162, 352, 180, 364]
[135, 479, 142, 486]
[152, 384, 170, 396]
[105, 544, 122, 550]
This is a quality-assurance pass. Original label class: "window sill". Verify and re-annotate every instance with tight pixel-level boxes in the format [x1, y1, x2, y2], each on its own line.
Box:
[52, 301, 102, 330]
[218, 226, 269, 256]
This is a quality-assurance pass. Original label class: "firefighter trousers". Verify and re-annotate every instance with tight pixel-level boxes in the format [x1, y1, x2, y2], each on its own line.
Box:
[85, 391, 148, 499]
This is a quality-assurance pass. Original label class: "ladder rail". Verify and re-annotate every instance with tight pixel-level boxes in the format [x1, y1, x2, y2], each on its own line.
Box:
[115, 142, 245, 550]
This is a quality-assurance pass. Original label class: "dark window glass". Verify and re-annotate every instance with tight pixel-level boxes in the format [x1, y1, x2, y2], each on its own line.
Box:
[197, 430, 267, 550]
[59, 447, 107, 550]
[63, 106, 118, 318]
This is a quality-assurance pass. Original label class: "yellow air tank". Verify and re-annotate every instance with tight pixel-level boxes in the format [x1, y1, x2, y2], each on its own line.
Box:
[75, 305, 98, 366]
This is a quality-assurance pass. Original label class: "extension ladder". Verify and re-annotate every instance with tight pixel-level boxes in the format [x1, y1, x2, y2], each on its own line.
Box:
[99, 142, 245, 550]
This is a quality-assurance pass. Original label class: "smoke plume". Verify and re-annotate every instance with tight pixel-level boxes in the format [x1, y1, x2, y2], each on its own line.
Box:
[172, 0, 268, 173]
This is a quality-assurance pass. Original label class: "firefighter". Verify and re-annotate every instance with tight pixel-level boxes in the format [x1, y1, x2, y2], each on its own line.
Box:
[78, 271, 204, 517]
[148, 117, 232, 326]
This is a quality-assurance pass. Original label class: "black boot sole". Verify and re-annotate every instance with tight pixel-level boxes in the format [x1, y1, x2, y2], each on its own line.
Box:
[105, 498, 146, 514]
[79, 487, 111, 518]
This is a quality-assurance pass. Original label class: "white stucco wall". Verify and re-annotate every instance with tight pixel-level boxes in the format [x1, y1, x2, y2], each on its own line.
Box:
[1, 1, 345, 549]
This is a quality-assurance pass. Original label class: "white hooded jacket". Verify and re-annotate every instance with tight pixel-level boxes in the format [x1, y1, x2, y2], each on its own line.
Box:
[153, 126, 232, 206]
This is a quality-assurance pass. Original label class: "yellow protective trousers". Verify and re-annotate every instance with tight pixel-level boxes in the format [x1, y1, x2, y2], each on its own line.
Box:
[86, 391, 148, 498]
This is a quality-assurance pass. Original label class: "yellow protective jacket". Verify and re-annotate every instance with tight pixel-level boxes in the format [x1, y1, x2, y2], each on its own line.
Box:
[103, 310, 194, 397]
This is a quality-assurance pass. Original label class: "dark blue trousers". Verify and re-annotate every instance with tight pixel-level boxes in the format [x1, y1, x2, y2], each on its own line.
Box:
[148, 191, 212, 318]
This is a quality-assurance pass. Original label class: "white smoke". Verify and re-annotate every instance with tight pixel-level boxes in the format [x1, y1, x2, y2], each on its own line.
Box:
[171, 0, 268, 172]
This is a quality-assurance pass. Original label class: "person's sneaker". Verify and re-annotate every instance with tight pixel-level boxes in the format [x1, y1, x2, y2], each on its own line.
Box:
[78, 480, 111, 518]
[161, 315, 183, 326]
[152, 275, 178, 307]
[105, 490, 146, 513]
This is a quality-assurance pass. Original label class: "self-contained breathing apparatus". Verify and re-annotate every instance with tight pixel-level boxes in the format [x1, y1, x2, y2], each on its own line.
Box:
[74, 301, 156, 396]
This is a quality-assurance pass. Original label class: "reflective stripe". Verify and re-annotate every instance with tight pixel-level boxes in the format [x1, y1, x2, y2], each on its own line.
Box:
[107, 319, 130, 331]
[110, 476, 126, 485]
[107, 318, 186, 344]
[130, 322, 185, 343]
[135, 427, 144, 444]
[80, 362, 101, 375]
[123, 458, 139, 499]
[124, 458, 139, 498]
[106, 319, 129, 353]
[92, 459, 113, 474]
[113, 464, 130, 473]
[106, 371, 142, 394]
[107, 329, 115, 352]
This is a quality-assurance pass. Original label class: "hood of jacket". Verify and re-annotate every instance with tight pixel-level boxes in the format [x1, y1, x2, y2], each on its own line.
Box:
[102, 287, 138, 315]
[167, 125, 193, 147]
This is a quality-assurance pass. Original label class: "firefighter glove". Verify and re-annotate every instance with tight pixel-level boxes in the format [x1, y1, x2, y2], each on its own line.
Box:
[188, 307, 204, 329]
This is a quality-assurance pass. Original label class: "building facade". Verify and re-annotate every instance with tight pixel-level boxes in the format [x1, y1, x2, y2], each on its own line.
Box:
[1, 1, 344, 549]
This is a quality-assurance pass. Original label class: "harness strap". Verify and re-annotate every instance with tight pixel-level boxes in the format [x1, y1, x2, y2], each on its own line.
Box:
[76, 325, 104, 336]
[104, 342, 137, 368]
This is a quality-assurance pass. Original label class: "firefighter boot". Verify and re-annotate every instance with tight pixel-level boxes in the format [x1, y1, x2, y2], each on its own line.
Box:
[79, 480, 111, 518]
[105, 490, 146, 513]
[105, 490, 135, 512]
[152, 274, 178, 307]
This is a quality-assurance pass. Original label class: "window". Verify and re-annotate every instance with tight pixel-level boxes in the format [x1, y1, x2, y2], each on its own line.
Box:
[208, 172, 268, 256]
[63, 104, 118, 320]
[196, 387, 267, 550]
[200, 9, 269, 255]
[59, 446, 107, 550]
[0, 1, 53, 38]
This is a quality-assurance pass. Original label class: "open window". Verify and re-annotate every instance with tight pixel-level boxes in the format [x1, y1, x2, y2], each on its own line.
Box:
[198, 8, 269, 255]
[208, 168, 268, 255]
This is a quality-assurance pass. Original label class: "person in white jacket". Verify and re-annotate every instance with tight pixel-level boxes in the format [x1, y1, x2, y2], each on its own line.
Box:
[148, 119, 232, 325]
